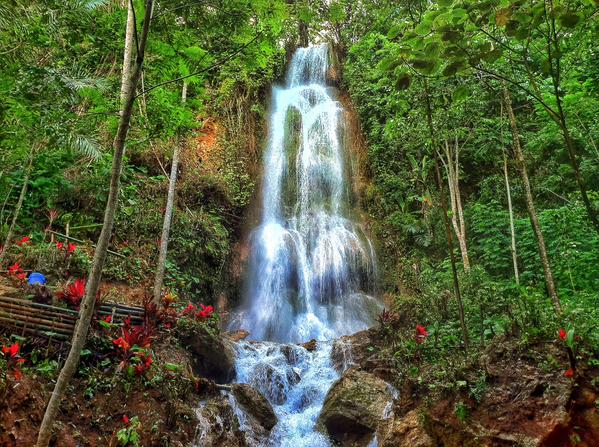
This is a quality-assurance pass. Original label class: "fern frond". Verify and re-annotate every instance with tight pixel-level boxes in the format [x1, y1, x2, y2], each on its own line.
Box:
[55, 69, 109, 92]
[64, 134, 103, 161]
[73, 0, 110, 11]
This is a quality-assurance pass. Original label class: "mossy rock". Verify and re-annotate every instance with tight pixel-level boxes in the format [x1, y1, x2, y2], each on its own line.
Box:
[317, 368, 393, 446]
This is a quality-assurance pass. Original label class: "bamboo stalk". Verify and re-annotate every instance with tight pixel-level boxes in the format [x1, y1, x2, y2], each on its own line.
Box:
[0, 302, 77, 324]
[0, 310, 75, 331]
[48, 230, 126, 259]
[0, 308, 75, 329]
[0, 315, 73, 335]
[0, 297, 143, 322]
[100, 302, 144, 312]
[0, 325, 70, 341]
[0, 296, 79, 315]
[96, 310, 143, 321]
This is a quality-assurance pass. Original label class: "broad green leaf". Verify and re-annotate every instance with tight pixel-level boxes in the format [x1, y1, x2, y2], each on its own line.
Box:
[388, 24, 402, 39]
[453, 85, 471, 102]
[415, 21, 432, 36]
[395, 72, 411, 90]
[559, 13, 580, 28]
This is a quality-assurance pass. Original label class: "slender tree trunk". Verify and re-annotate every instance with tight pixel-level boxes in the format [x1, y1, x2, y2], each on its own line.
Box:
[503, 154, 519, 285]
[545, 0, 599, 233]
[36, 3, 154, 446]
[557, 110, 599, 232]
[119, 0, 135, 114]
[152, 144, 180, 305]
[152, 81, 187, 305]
[435, 160, 470, 350]
[441, 139, 470, 271]
[181, 79, 188, 102]
[502, 84, 561, 313]
[0, 149, 33, 264]
[424, 81, 470, 350]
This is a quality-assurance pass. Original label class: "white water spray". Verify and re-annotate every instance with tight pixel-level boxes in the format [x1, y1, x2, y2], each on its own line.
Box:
[227, 44, 382, 446]
[230, 43, 380, 343]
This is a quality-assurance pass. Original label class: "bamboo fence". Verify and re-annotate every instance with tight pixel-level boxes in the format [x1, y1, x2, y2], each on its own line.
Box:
[0, 295, 145, 342]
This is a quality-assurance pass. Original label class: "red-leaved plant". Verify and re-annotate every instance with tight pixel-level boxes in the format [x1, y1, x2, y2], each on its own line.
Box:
[112, 317, 154, 375]
[415, 324, 429, 344]
[182, 302, 214, 321]
[1, 343, 25, 380]
[557, 327, 577, 378]
[57, 279, 86, 307]
[7, 262, 27, 281]
[16, 236, 31, 246]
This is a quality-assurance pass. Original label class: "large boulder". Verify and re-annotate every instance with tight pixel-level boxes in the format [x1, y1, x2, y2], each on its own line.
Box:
[231, 384, 277, 431]
[196, 395, 246, 447]
[317, 368, 395, 446]
[377, 410, 434, 447]
[177, 322, 236, 383]
[331, 329, 394, 380]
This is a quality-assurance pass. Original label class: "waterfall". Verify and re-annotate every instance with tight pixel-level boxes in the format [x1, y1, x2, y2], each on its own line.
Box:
[230, 43, 380, 343]
[226, 43, 382, 446]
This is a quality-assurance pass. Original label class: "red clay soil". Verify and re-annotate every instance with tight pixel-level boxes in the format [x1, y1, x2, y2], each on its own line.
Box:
[0, 337, 201, 447]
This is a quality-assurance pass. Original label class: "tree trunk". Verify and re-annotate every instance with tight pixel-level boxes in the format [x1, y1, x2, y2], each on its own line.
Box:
[181, 79, 188, 102]
[441, 138, 470, 272]
[152, 80, 187, 305]
[424, 80, 469, 350]
[503, 154, 519, 285]
[435, 160, 470, 350]
[35, 2, 154, 446]
[152, 144, 181, 305]
[119, 0, 135, 114]
[298, 21, 309, 47]
[502, 84, 561, 313]
[545, 0, 599, 234]
[0, 149, 33, 264]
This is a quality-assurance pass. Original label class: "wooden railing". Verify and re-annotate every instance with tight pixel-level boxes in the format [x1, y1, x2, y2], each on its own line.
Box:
[0, 295, 145, 341]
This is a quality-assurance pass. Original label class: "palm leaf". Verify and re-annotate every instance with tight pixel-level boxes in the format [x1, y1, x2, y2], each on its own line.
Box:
[64, 134, 103, 161]
[73, 0, 110, 11]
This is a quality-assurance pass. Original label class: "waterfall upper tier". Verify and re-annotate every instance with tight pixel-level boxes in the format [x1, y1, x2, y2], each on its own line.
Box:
[229, 43, 381, 343]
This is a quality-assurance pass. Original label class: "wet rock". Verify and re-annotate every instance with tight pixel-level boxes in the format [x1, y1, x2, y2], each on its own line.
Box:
[195, 395, 247, 447]
[251, 362, 299, 405]
[317, 368, 394, 446]
[231, 384, 277, 431]
[331, 338, 355, 372]
[225, 329, 250, 342]
[377, 410, 434, 447]
[300, 338, 317, 352]
[281, 344, 301, 365]
[178, 324, 236, 383]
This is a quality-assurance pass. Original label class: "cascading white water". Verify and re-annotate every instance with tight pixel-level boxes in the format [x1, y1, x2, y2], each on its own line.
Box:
[230, 43, 380, 343]
[226, 44, 382, 446]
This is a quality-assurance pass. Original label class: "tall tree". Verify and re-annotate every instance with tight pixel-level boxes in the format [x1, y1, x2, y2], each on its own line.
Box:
[439, 136, 470, 271]
[503, 153, 519, 285]
[153, 144, 181, 305]
[0, 147, 33, 264]
[386, 0, 599, 233]
[36, 2, 154, 445]
[425, 81, 470, 350]
[503, 84, 560, 313]
[119, 0, 135, 114]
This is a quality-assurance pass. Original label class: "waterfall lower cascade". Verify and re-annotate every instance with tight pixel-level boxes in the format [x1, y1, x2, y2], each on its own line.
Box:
[227, 44, 382, 446]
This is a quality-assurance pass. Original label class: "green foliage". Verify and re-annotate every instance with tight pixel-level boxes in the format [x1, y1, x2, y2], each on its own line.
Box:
[341, 0, 599, 354]
[117, 416, 141, 446]
[0, 0, 295, 305]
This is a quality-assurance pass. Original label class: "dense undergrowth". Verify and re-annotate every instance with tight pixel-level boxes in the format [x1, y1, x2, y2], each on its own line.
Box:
[340, 4, 599, 362]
